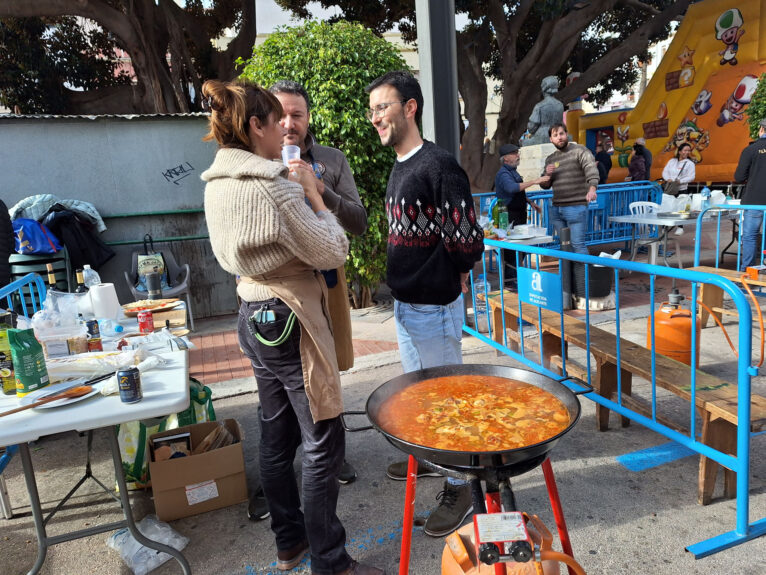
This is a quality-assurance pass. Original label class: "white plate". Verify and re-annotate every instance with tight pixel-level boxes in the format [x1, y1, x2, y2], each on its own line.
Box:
[505, 233, 537, 241]
[19, 379, 102, 409]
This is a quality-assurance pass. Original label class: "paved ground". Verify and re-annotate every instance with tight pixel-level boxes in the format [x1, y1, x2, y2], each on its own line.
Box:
[3, 227, 766, 574]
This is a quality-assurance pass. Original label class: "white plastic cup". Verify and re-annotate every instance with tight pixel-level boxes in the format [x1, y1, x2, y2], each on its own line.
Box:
[281, 145, 300, 166]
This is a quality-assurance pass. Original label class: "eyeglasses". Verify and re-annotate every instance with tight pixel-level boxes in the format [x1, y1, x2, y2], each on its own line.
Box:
[366, 100, 407, 121]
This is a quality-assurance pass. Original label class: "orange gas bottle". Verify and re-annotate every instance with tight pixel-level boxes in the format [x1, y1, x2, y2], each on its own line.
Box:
[442, 515, 562, 575]
[647, 290, 700, 367]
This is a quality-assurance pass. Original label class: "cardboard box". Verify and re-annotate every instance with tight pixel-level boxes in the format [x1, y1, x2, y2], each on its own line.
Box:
[149, 419, 247, 521]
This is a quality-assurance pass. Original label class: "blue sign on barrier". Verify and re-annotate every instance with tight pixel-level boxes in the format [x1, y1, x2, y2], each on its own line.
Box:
[517, 267, 562, 313]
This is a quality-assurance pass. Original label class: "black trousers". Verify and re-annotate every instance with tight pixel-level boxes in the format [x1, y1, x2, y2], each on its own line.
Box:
[238, 298, 350, 574]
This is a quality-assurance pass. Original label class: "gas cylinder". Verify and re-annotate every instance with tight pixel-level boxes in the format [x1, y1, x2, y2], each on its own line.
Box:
[441, 515, 561, 575]
[647, 290, 700, 367]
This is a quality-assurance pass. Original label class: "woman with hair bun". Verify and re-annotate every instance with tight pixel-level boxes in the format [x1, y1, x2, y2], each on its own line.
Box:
[201, 79, 384, 575]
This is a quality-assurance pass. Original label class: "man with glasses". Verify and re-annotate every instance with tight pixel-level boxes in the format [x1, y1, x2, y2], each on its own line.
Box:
[365, 70, 484, 537]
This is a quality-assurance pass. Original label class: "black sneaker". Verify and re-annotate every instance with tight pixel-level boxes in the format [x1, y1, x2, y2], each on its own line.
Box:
[423, 482, 473, 537]
[386, 460, 441, 481]
[339, 459, 358, 485]
[247, 486, 270, 521]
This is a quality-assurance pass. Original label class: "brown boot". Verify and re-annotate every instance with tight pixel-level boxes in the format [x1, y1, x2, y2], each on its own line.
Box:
[277, 539, 309, 571]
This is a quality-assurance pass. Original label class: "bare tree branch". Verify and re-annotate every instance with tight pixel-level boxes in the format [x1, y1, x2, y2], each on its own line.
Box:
[557, 0, 690, 104]
[619, 0, 661, 16]
[0, 0, 138, 49]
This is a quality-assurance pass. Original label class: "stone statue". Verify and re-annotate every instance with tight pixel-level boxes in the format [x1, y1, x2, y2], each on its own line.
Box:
[523, 76, 565, 146]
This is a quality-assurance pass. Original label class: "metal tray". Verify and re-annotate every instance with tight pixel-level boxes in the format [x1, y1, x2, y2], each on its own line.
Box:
[656, 211, 699, 219]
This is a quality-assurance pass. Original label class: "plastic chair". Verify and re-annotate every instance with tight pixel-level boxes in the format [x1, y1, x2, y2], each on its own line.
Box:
[123, 249, 195, 330]
[0, 273, 47, 519]
[628, 201, 682, 268]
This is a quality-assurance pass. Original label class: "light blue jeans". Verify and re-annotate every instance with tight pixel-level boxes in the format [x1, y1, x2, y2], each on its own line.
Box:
[394, 295, 465, 486]
[394, 295, 464, 373]
[549, 204, 589, 254]
[741, 209, 764, 271]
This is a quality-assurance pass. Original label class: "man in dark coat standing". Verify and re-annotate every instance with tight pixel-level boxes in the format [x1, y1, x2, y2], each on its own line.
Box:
[494, 143, 548, 225]
[735, 119, 766, 270]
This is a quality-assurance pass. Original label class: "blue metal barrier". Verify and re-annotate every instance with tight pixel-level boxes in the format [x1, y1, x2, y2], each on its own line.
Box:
[693, 204, 766, 272]
[473, 181, 662, 248]
[464, 240, 762, 558]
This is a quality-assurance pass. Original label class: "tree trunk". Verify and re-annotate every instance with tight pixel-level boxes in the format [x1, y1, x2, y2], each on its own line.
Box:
[457, 25, 491, 192]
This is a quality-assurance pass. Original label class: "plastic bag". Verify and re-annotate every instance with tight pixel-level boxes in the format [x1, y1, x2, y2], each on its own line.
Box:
[44, 348, 162, 384]
[12, 218, 62, 254]
[136, 234, 170, 292]
[8, 328, 50, 396]
[673, 194, 691, 212]
[117, 378, 215, 489]
[106, 514, 189, 575]
[31, 290, 89, 336]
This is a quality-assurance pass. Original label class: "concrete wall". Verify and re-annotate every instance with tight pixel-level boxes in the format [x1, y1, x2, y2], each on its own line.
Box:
[0, 114, 238, 318]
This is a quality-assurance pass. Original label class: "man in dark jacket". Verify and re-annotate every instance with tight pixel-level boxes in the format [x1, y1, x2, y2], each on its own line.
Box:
[0, 200, 14, 288]
[735, 119, 766, 269]
[595, 143, 612, 185]
[636, 137, 652, 180]
[494, 143, 547, 225]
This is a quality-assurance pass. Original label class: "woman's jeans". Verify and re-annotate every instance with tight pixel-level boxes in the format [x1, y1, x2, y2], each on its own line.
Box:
[549, 204, 589, 254]
[741, 209, 764, 270]
[238, 299, 350, 575]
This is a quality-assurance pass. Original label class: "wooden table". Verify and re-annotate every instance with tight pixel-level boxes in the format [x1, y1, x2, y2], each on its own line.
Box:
[687, 266, 761, 328]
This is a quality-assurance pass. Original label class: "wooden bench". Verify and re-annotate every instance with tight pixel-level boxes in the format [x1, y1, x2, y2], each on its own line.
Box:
[484, 289, 766, 505]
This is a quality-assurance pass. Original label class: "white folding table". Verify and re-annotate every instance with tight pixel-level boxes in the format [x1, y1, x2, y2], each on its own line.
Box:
[0, 350, 191, 575]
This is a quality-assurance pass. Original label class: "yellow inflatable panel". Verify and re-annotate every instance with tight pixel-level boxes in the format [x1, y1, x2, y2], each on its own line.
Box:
[577, 0, 764, 184]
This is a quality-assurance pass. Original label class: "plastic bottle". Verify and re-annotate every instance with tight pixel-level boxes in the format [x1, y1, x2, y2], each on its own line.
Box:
[700, 186, 711, 212]
[497, 205, 509, 231]
[474, 275, 489, 314]
[98, 319, 124, 338]
[82, 264, 101, 288]
[489, 198, 499, 228]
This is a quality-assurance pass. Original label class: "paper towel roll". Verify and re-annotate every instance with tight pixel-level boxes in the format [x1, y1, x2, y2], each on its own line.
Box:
[90, 283, 122, 320]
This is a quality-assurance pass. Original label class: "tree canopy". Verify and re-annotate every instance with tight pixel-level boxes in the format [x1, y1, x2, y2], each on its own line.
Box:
[239, 21, 408, 307]
[0, 0, 256, 114]
[277, 0, 690, 189]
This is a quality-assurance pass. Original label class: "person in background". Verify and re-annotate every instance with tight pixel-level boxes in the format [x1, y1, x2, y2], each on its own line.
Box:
[661, 142, 697, 237]
[494, 143, 547, 281]
[0, 200, 13, 288]
[366, 70, 484, 537]
[735, 118, 766, 270]
[201, 78, 384, 575]
[595, 142, 612, 185]
[494, 143, 547, 226]
[628, 142, 647, 181]
[661, 143, 696, 194]
[539, 123, 599, 254]
[636, 137, 652, 179]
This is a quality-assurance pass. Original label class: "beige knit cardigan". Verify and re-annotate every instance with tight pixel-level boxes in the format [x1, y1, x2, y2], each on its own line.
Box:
[202, 147, 349, 302]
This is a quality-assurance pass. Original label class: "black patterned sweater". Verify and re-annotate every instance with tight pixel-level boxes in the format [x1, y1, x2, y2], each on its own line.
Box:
[385, 140, 485, 305]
